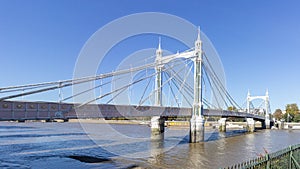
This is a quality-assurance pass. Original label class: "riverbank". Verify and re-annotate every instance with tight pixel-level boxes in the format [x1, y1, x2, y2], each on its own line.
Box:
[9, 118, 300, 130]
[69, 119, 253, 129]
[69, 118, 146, 125]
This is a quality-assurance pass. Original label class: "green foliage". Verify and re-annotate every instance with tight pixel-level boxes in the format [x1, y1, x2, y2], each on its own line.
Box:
[294, 113, 300, 122]
[286, 103, 298, 115]
[227, 106, 237, 111]
[284, 103, 299, 122]
[283, 113, 292, 122]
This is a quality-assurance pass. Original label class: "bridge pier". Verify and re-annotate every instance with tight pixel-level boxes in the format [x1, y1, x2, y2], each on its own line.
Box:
[151, 116, 165, 140]
[246, 118, 255, 132]
[218, 118, 227, 132]
[189, 27, 205, 143]
[151, 37, 164, 140]
[264, 119, 271, 129]
[190, 115, 205, 143]
[261, 119, 271, 129]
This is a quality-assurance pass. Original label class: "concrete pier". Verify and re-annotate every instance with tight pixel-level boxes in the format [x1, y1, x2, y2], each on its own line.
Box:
[265, 119, 271, 129]
[218, 118, 227, 132]
[151, 116, 165, 140]
[246, 118, 255, 132]
[190, 116, 205, 143]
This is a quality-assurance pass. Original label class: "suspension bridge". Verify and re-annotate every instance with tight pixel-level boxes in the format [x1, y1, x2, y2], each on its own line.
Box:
[0, 28, 272, 143]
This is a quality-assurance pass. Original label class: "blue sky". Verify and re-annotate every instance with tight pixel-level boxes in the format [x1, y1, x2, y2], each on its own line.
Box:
[0, 0, 300, 111]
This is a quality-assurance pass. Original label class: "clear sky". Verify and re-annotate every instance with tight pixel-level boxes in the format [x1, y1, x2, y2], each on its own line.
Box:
[0, 0, 300, 111]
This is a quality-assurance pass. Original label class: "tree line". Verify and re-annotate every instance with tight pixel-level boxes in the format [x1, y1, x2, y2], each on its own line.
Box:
[273, 103, 300, 122]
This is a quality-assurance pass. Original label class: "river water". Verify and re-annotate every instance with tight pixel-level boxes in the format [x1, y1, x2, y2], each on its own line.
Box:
[0, 121, 299, 169]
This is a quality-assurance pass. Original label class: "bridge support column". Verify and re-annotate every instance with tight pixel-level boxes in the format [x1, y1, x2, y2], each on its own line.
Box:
[218, 118, 227, 132]
[190, 27, 205, 143]
[151, 116, 165, 140]
[264, 90, 270, 129]
[190, 115, 205, 143]
[151, 38, 164, 141]
[246, 118, 255, 132]
[262, 119, 271, 129]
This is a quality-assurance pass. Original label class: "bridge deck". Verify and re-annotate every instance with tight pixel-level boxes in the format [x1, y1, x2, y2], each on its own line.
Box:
[0, 100, 265, 121]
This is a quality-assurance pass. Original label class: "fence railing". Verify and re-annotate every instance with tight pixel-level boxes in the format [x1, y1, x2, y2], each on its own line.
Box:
[222, 144, 300, 169]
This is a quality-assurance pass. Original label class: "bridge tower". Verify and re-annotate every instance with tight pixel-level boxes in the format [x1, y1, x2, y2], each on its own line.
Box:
[190, 27, 205, 143]
[246, 90, 271, 129]
[151, 37, 165, 139]
[265, 90, 270, 129]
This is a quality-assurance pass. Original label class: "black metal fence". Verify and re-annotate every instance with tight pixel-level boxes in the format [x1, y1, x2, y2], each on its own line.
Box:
[222, 144, 300, 169]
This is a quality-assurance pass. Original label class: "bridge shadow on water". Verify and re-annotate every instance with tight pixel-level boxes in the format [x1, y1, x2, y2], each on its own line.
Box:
[208, 129, 248, 141]
[176, 129, 248, 144]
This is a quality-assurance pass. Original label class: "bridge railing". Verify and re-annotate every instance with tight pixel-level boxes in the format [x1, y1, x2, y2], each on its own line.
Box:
[0, 100, 265, 121]
[222, 144, 300, 169]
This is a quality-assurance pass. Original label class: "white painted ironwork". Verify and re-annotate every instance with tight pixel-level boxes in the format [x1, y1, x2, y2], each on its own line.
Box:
[247, 89, 271, 128]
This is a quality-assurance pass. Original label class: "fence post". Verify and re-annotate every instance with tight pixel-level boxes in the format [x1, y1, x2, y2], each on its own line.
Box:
[266, 153, 270, 169]
[290, 145, 300, 169]
[222, 144, 300, 169]
[289, 146, 292, 169]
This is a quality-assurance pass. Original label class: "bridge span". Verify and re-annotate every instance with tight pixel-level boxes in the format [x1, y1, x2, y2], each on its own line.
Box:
[0, 100, 265, 121]
[0, 100, 267, 135]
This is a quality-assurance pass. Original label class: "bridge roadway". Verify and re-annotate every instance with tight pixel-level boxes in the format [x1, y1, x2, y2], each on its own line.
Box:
[0, 100, 265, 122]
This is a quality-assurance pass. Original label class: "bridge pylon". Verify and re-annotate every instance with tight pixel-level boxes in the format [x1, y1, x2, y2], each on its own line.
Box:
[190, 27, 205, 143]
[246, 89, 271, 129]
[151, 37, 165, 140]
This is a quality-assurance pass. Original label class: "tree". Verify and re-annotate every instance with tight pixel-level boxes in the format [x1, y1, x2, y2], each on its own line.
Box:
[227, 106, 237, 111]
[284, 103, 299, 122]
[283, 113, 291, 122]
[286, 103, 298, 114]
[273, 109, 283, 120]
[294, 114, 300, 122]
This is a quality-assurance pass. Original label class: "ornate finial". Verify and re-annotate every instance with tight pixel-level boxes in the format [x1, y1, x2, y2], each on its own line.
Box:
[156, 36, 162, 58]
[247, 89, 250, 96]
[158, 37, 161, 50]
[194, 26, 202, 52]
[197, 26, 201, 41]
[266, 89, 269, 96]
